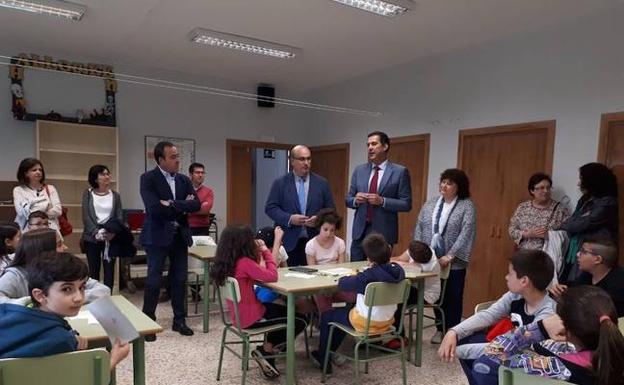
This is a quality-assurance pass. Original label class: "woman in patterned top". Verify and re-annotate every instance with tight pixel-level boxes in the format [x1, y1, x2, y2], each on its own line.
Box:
[508, 173, 569, 250]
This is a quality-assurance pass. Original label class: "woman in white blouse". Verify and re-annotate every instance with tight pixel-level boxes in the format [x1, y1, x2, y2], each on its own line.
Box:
[81, 164, 123, 289]
[13, 158, 62, 231]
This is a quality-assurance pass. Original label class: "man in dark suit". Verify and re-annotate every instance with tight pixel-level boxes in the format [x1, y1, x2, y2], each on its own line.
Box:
[140, 141, 200, 338]
[265, 145, 335, 266]
[346, 131, 412, 261]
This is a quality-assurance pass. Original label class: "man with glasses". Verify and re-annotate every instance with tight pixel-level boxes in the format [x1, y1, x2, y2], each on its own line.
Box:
[187, 162, 214, 236]
[550, 233, 624, 316]
[265, 145, 335, 266]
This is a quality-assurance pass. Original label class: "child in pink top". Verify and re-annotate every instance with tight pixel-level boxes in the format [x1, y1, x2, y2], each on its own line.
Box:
[305, 209, 355, 313]
[210, 225, 307, 380]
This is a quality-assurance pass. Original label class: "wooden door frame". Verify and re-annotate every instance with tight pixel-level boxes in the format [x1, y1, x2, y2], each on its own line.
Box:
[391, 133, 430, 208]
[457, 120, 556, 174]
[226, 139, 293, 225]
[597, 111, 624, 162]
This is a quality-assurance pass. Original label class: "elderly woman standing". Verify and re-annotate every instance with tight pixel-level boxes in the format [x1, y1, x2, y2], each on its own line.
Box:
[13, 158, 62, 231]
[414, 168, 476, 343]
[508, 173, 569, 250]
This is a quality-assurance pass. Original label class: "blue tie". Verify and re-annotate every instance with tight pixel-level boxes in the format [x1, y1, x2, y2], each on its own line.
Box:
[298, 177, 306, 215]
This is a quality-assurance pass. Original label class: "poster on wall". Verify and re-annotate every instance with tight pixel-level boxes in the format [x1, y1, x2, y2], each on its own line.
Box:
[144, 136, 196, 174]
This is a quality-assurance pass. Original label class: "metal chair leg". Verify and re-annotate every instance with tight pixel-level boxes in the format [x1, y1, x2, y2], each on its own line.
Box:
[216, 328, 227, 380]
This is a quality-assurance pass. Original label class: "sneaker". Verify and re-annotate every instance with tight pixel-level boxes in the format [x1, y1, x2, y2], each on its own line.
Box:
[251, 347, 280, 379]
[332, 354, 347, 366]
[384, 336, 407, 350]
[310, 350, 333, 374]
[430, 331, 443, 344]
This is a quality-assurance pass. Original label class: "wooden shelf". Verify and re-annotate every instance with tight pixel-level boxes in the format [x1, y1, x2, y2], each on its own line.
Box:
[39, 148, 116, 157]
[47, 174, 117, 183]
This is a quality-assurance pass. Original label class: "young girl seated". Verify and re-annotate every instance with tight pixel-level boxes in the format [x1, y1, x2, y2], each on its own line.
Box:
[210, 225, 307, 379]
[472, 285, 624, 385]
[305, 209, 355, 313]
[0, 221, 21, 274]
[0, 229, 110, 304]
[254, 226, 288, 303]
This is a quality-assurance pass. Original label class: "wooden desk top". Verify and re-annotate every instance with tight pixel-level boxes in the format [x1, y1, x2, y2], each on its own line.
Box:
[188, 244, 217, 260]
[67, 295, 163, 341]
[261, 262, 437, 295]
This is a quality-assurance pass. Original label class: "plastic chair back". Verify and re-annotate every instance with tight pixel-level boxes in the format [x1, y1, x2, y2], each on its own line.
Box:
[217, 277, 244, 330]
[0, 349, 110, 385]
[499, 367, 573, 385]
[474, 300, 496, 314]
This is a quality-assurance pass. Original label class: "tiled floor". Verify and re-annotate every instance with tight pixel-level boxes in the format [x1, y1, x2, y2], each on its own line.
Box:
[115, 291, 467, 385]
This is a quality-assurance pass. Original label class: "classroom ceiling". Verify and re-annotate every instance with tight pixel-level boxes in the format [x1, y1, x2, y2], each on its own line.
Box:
[0, 0, 618, 91]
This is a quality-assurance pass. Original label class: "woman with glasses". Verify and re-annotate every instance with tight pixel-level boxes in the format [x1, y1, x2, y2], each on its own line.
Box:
[508, 172, 569, 250]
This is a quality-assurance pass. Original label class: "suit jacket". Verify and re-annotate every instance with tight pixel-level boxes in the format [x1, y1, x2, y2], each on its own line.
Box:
[265, 172, 335, 251]
[346, 162, 412, 244]
[139, 167, 200, 247]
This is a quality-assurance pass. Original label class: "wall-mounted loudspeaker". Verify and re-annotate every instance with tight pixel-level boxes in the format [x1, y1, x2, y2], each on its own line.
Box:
[257, 85, 275, 108]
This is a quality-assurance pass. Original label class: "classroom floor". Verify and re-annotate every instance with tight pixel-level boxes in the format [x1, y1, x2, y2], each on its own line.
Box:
[114, 291, 467, 385]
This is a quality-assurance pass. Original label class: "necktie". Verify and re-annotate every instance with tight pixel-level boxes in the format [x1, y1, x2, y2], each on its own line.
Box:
[367, 166, 380, 223]
[298, 177, 306, 215]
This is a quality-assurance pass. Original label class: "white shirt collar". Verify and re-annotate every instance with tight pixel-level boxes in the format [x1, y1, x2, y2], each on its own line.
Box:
[371, 159, 388, 170]
[158, 165, 175, 178]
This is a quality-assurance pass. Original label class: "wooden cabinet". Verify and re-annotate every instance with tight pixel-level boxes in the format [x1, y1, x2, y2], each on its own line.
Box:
[36, 121, 119, 252]
[459, 121, 555, 316]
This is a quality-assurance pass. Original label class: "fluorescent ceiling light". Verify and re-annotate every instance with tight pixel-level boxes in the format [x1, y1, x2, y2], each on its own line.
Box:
[330, 0, 411, 17]
[189, 28, 300, 59]
[0, 0, 85, 20]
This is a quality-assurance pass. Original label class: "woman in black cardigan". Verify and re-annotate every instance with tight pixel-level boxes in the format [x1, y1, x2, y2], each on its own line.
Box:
[81, 164, 123, 289]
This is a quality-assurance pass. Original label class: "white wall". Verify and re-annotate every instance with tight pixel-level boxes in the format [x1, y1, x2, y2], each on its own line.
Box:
[304, 7, 624, 245]
[0, 51, 308, 228]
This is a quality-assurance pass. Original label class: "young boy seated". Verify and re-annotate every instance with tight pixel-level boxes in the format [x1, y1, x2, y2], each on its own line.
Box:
[438, 249, 557, 385]
[550, 233, 624, 316]
[26, 210, 68, 251]
[0, 251, 129, 369]
[311, 233, 406, 374]
[388, 240, 441, 348]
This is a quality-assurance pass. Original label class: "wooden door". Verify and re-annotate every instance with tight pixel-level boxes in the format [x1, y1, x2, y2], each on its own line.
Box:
[459, 121, 555, 316]
[388, 134, 430, 256]
[598, 112, 624, 265]
[309, 144, 350, 241]
[226, 140, 292, 226]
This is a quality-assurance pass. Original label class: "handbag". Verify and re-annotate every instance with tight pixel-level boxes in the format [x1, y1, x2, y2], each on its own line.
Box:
[44, 185, 73, 236]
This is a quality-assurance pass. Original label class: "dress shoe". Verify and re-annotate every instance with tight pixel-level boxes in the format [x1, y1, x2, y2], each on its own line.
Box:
[144, 334, 157, 342]
[172, 321, 194, 336]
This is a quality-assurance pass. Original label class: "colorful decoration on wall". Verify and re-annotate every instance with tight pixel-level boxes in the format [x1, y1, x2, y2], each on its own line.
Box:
[8, 53, 117, 126]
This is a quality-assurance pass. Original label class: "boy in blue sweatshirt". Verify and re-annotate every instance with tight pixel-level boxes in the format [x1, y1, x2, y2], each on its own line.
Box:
[311, 233, 405, 374]
[0, 251, 128, 369]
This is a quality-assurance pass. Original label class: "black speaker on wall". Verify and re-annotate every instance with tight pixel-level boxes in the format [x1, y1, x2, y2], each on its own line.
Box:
[257, 85, 275, 108]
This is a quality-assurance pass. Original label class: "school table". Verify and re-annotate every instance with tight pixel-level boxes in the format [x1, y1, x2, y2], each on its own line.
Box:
[260, 261, 438, 384]
[67, 295, 163, 385]
[188, 244, 217, 332]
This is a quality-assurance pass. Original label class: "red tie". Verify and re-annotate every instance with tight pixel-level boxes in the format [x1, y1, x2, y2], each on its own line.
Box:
[367, 166, 380, 223]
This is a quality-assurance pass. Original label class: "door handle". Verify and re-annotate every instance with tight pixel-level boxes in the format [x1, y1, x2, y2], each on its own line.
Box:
[490, 226, 495, 238]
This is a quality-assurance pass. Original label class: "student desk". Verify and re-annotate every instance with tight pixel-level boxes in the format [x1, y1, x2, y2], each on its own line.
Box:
[67, 295, 163, 385]
[260, 262, 438, 385]
[188, 244, 217, 333]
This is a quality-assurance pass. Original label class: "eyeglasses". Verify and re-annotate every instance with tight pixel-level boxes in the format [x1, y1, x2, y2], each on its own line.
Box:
[292, 157, 311, 162]
[578, 248, 599, 256]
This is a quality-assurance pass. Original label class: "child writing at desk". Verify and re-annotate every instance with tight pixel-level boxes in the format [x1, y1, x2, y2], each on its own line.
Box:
[210, 225, 307, 380]
[0, 251, 129, 370]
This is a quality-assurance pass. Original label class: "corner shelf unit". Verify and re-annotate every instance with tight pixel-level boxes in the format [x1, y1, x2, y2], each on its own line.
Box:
[36, 120, 119, 253]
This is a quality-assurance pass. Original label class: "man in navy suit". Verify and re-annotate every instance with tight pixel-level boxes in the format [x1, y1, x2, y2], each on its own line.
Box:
[346, 131, 412, 261]
[265, 145, 335, 266]
[140, 141, 200, 338]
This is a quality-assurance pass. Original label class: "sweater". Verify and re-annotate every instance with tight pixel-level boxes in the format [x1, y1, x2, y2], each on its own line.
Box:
[188, 185, 214, 228]
[13, 184, 62, 231]
[228, 249, 277, 328]
[0, 302, 77, 358]
[338, 262, 405, 333]
[0, 266, 110, 304]
[413, 197, 477, 270]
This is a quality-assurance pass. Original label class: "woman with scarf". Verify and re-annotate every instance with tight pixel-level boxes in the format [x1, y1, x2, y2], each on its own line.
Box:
[413, 168, 477, 344]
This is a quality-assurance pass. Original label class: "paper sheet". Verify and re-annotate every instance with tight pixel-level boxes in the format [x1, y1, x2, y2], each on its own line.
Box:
[284, 272, 316, 279]
[87, 297, 140, 344]
[67, 309, 99, 325]
[320, 267, 353, 276]
[192, 236, 216, 246]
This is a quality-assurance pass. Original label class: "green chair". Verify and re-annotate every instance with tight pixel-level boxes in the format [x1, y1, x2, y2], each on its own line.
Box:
[215, 277, 309, 385]
[499, 367, 573, 385]
[404, 264, 450, 362]
[321, 279, 411, 385]
[474, 300, 497, 314]
[0, 348, 110, 385]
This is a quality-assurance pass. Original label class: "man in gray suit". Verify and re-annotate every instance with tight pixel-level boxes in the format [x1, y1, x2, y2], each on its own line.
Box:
[346, 131, 412, 261]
